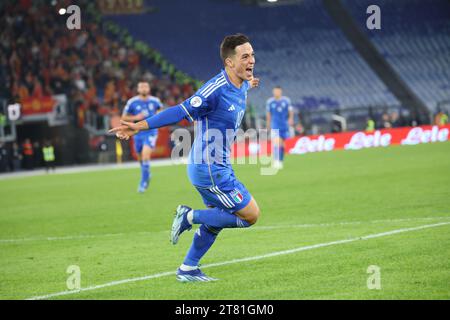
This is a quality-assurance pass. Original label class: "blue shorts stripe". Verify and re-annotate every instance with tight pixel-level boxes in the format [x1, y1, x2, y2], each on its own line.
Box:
[210, 187, 233, 208]
[213, 186, 235, 208]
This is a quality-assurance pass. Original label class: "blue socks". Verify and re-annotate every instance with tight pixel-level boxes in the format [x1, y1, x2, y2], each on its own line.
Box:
[280, 146, 285, 162]
[141, 160, 151, 184]
[182, 208, 252, 268]
[183, 224, 222, 267]
[193, 207, 251, 228]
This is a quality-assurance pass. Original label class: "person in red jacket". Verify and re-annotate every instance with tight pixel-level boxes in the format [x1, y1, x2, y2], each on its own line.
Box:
[22, 138, 34, 170]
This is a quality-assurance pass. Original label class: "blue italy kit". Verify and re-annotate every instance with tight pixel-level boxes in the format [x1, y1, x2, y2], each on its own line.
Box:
[123, 95, 162, 152]
[123, 95, 162, 191]
[143, 69, 255, 271]
[180, 70, 252, 214]
[266, 96, 292, 140]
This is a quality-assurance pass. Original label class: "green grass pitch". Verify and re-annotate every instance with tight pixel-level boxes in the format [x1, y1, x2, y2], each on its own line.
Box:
[0, 142, 449, 300]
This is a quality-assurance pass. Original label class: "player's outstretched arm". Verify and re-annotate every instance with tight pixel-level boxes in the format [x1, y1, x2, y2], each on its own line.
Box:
[121, 113, 145, 122]
[109, 105, 187, 140]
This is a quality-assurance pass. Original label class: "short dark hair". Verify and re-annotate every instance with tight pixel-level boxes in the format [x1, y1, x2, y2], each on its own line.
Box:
[220, 33, 250, 64]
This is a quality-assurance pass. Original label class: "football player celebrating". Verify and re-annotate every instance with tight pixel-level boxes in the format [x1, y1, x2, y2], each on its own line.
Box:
[110, 34, 260, 282]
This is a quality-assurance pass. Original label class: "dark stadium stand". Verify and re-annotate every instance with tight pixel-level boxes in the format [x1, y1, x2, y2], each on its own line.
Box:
[108, 0, 400, 113]
[342, 0, 450, 113]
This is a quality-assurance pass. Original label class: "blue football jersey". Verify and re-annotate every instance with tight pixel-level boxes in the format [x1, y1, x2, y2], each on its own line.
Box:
[123, 95, 162, 136]
[180, 70, 250, 187]
[266, 96, 293, 130]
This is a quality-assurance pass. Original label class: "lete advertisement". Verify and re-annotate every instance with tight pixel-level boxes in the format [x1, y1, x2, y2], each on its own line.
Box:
[231, 125, 450, 158]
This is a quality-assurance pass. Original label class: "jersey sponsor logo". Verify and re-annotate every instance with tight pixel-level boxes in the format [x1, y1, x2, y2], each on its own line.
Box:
[190, 96, 203, 108]
[230, 189, 243, 204]
[228, 105, 236, 112]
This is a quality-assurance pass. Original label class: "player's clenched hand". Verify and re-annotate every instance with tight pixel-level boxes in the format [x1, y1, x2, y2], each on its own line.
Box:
[250, 77, 260, 88]
[108, 120, 139, 140]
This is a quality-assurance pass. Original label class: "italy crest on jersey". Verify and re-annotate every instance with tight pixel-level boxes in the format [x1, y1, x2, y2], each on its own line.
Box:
[230, 189, 243, 204]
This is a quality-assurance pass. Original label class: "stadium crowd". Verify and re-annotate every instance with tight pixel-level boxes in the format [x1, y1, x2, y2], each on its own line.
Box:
[0, 1, 195, 118]
[0, 1, 195, 170]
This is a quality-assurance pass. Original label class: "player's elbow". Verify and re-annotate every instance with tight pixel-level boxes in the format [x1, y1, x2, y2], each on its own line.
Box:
[245, 208, 260, 226]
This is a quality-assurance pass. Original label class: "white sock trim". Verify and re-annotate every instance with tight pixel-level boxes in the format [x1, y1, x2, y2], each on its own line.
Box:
[187, 210, 194, 225]
[180, 264, 198, 271]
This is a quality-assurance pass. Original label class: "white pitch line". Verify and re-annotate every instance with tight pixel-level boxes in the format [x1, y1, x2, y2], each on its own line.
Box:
[0, 233, 127, 243]
[2, 216, 449, 244]
[0, 158, 188, 181]
[252, 216, 450, 230]
[25, 221, 450, 300]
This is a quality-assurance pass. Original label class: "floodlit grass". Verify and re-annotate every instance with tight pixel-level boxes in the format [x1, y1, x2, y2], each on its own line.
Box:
[0, 142, 449, 299]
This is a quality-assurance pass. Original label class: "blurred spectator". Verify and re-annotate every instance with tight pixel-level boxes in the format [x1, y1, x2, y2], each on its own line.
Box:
[32, 78, 43, 98]
[295, 123, 305, 136]
[22, 138, 34, 170]
[434, 111, 448, 126]
[409, 110, 420, 127]
[33, 141, 42, 168]
[0, 142, 8, 172]
[11, 142, 22, 171]
[390, 111, 401, 128]
[381, 113, 392, 129]
[42, 140, 56, 172]
[366, 117, 375, 132]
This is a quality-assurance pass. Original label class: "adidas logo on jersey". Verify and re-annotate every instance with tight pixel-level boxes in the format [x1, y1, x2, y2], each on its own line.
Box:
[228, 105, 236, 112]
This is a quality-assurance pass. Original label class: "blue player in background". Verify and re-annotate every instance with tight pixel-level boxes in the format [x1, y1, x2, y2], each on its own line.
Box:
[110, 34, 260, 282]
[266, 86, 294, 169]
[121, 81, 162, 193]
